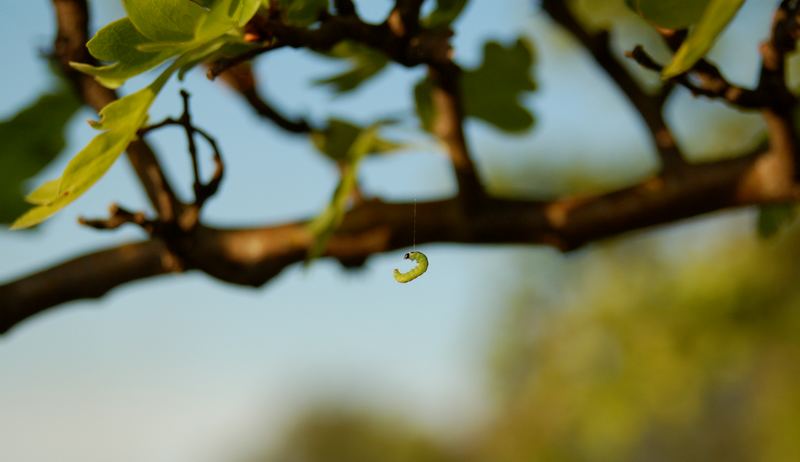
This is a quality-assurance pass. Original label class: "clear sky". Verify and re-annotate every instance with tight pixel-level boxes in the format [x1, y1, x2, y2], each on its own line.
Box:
[0, 1, 773, 461]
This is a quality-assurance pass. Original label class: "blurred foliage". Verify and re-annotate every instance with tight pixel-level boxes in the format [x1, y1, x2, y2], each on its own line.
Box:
[757, 203, 797, 239]
[255, 407, 457, 462]
[483, 228, 800, 461]
[0, 84, 80, 224]
[249, 222, 800, 461]
[314, 42, 390, 94]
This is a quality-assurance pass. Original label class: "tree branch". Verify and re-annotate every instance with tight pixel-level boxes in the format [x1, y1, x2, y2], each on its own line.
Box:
[540, 0, 686, 172]
[215, 63, 313, 134]
[10, 0, 799, 336]
[4, 141, 799, 334]
[626, 45, 765, 109]
[0, 241, 178, 334]
[212, 7, 484, 200]
[427, 63, 486, 203]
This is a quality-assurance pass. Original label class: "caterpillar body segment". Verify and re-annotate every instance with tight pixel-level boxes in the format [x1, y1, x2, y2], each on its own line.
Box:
[393, 251, 428, 283]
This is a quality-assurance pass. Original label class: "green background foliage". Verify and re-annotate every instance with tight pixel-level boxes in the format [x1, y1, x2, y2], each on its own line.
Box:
[244, 227, 800, 462]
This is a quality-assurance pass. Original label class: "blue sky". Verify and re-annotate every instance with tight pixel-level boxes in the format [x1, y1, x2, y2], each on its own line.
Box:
[0, 1, 775, 461]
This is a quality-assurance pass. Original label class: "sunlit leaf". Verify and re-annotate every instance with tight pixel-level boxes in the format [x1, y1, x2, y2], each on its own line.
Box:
[75, 1, 261, 89]
[25, 179, 60, 206]
[0, 87, 80, 224]
[662, 0, 746, 79]
[122, 0, 208, 42]
[194, 0, 263, 42]
[624, 0, 711, 29]
[70, 18, 181, 89]
[314, 42, 389, 94]
[11, 59, 181, 230]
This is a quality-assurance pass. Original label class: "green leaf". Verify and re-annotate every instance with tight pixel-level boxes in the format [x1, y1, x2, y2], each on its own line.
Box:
[0, 87, 80, 224]
[25, 179, 60, 206]
[310, 118, 402, 162]
[314, 42, 389, 94]
[625, 0, 711, 29]
[462, 38, 536, 132]
[423, 0, 468, 29]
[122, 0, 209, 43]
[70, 18, 182, 89]
[11, 57, 183, 230]
[757, 203, 797, 239]
[662, 0, 746, 79]
[307, 124, 386, 262]
[193, 0, 263, 43]
[75, 1, 261, 89]
[414, 38, 536, 133]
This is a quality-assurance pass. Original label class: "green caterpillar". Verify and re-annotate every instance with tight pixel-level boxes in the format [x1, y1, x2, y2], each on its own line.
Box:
[393, 251, 428, 283]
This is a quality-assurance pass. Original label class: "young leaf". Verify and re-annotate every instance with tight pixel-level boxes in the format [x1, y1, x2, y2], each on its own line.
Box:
[662, 0, 746, 79]
[757, 203, 796, 239]
[0, 87, 80, 224]
[307, 124, 386, 262]
[122, 0, 209, 43]
[625, 0, 711, 29]
[25, 179, 60, 206]
[193, 0, 263, 43]
[311, 118, 402, 162]
[70, 18, 183, 89]
[11, 59, 181, 230]
[75, 1, 261, 89]
[314, 42, 389, 94]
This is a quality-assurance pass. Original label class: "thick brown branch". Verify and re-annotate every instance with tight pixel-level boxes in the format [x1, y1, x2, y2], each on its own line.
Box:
[540, 0, 685, 172]
[5, 143, 800, 334]
[0, 241, 178, 334]
[52, 0, 181, 221]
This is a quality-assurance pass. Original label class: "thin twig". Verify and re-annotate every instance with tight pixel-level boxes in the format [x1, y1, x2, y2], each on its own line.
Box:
[626, 46, 764, 108]
[78, 203, 155, 232]
[540, 0, 686, 173]
[141, 91, 225, 209]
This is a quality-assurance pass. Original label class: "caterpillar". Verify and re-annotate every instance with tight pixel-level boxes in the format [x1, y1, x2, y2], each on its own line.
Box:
[393, 251, 428, 283]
